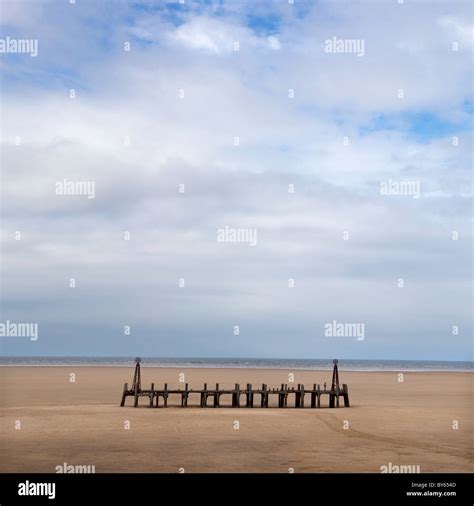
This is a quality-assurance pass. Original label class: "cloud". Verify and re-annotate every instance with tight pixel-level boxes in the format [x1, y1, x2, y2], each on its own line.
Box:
[166, 16, 281, 53]
[437, 16, 474, 49]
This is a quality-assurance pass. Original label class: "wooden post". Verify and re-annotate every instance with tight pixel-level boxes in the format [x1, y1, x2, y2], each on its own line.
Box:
[201, 383, 208, 407]
[317, 384, 321, 408]
[331, 359, 340, 391]
[132, 357, 142, 408]
[120, 382, 128, 407]
[182, 383, 189, 407]
[343, 384, 350, 407]
[164, 383, 168, 407]
[329, 392, 335, 408]
[300, 384, 305, 408]
[311, 384, 316, 408]
[260, 384, 266, 407]
[235, 384, 240, 407]
[214, 383, 219, 407]
[246, 384, 253, 407]
[131, 358, 142, 393]
[134, 382, 139, 407]
[149, 382, 154, 407]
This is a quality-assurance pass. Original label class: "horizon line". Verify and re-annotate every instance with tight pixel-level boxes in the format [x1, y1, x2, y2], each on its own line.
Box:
[1, 354, 472, 364]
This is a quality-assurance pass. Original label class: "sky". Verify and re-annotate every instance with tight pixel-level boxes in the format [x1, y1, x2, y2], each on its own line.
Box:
[0, 0, 472, 361]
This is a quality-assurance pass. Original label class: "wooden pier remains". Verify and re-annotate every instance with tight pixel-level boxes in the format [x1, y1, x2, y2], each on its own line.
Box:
[120, 358, 350, 409]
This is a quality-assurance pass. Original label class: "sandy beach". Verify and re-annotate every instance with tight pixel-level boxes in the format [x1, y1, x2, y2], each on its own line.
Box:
[0, 366, 472, 473]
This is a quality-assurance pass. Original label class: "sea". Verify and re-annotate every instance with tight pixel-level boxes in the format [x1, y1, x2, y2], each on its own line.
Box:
[0, 356, 472, 372]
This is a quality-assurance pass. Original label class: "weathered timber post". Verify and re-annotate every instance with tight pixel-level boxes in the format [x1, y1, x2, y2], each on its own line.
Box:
[134, 382, 139, 407]
[132, 357, 142, 391]
[329, 393, 335, 408]
[295, 384, 300, 407]
[214, 383, 220, 407]
[182, 383, 189, 407]
[299, 384, 305, 408]
[163, 383, 168, 407]
[329, 359, 340, 408]
[343, 384, 350, 407]
[311, 384, 316, 408]
[331, 359, 340, 391]
[231, 384, 235, 407]
[261, 384, 267, 407]
[120, 382, 128, 407]
[201, 383, 208, 407]
[149, 383, 154, 407]
[317, 384, 321, 408]
[132, 357, 141, 407]
[246, 384, 254, 407]
[278, 383, 284, 407]
[235, 384, 240, 407]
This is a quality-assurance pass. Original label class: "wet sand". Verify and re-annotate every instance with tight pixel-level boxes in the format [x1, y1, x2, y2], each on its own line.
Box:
[0, 367, 472, 473]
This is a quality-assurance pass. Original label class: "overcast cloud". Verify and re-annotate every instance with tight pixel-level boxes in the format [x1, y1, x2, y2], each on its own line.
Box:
[0, 0, 472, 360]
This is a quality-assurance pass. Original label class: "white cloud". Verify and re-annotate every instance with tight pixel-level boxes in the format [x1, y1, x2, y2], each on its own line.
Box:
[167, 16, 281, 54]
[438, 16, 474, 49]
